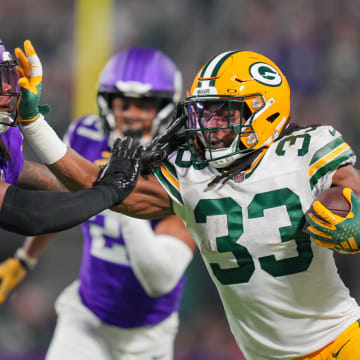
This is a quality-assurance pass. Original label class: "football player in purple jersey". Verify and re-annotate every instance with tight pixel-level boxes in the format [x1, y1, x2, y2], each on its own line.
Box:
[0, 40, 144, 298]
[0, 39, 55, 189]
[0, 45, 195, 360]
[0, 40, 137, 230]
[0, 39, 138, 233]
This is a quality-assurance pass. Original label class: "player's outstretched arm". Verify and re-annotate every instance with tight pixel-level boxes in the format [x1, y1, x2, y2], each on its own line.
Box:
[0, 153, 115, 302]
[15, 41, 174, 216]
[0, 137, 141, 235]
[18, 160, 68, 191]
[304, 165, 360, 254]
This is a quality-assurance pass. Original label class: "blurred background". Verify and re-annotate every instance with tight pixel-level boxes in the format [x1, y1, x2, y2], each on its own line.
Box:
[1, 0, 360, 359]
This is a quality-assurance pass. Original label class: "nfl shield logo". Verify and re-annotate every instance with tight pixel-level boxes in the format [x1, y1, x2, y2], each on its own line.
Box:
[233, 173, 245, 183]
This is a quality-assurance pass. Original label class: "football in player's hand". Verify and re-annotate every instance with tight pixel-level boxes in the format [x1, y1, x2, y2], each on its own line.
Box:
[309, 186, 351, 219]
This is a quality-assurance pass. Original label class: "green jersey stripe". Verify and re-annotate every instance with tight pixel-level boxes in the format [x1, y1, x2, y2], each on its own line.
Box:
[162, 159, 178, 180]
[153, 167, 184, 205]
[310, 137, 345, 166]
[310, 149, 355, 189]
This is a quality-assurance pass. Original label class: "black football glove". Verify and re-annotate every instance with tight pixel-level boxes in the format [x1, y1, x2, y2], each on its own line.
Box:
[141, 104, 187, 174]
[97, 137, 143, 204]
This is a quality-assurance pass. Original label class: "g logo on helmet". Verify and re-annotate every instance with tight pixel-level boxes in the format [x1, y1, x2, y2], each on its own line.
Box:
[249, 62, 282, 87]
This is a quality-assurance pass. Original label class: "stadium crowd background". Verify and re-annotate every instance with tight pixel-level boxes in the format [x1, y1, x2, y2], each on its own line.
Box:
[1, 0, 360, 359]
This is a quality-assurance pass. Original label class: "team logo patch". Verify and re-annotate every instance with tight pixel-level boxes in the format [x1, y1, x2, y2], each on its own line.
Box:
[249, 62, 282, 87]
[233, 172, 245, 183]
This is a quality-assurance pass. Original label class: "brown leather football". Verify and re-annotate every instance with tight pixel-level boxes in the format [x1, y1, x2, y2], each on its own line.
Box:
[308, 186, 351, 218]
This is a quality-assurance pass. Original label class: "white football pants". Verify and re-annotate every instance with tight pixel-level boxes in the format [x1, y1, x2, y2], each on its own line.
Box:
[45, 281, 179, 360]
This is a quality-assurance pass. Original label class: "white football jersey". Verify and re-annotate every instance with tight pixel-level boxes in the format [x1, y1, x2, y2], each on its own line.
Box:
[154, 125, 360, 359]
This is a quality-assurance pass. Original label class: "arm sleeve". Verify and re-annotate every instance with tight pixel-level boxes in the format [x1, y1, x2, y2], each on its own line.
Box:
[0, 184, 118, 236]
[120, 216, 193, 297]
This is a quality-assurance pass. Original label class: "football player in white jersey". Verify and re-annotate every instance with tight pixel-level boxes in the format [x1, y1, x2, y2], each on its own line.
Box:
[0, 45, 195, 360]
[18, 47, 360, 359]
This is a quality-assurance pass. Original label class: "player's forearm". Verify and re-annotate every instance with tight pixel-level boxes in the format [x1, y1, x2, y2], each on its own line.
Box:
[22, 233, 57, 259]
[48, 148, 101, 191]
[113, 175, 174, 219]
[332, 165, 360, 193]
[18, 161, 68, 191]
[21, 115, 100, 191]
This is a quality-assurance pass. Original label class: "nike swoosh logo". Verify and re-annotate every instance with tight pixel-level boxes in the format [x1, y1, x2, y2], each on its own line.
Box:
[329, 129, 336, 136]
[332, 339, 351, 358]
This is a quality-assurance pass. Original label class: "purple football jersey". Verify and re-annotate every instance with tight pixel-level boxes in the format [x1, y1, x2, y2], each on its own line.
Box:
[0, 126, 24, 185]
[65, 115, 185, 328]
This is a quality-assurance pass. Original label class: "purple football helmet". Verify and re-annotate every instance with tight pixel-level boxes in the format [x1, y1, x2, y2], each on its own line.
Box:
[97, 47, 182, 140]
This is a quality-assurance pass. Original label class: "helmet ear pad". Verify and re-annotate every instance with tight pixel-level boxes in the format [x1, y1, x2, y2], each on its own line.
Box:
[244, 98, 289, 151]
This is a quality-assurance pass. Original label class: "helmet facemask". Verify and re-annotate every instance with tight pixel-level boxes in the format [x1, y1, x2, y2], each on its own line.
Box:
[183, 94, 265, 168]
[0, 54, 20, 133]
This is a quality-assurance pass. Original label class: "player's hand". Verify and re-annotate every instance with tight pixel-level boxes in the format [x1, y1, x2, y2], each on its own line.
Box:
[304, 187, 360, 254]
[0, 258, 27, 303]
[141, 104, 187, 174]
[97, 137, 143, 204]
[14, 40, 50, 124]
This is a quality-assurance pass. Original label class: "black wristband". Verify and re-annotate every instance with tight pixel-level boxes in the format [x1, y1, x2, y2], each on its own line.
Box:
[14, 248, 37, 271]
[14, 256, 30, 272]
[0, 184, 120, 236]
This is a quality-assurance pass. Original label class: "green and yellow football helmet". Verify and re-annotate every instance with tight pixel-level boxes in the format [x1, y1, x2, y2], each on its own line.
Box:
[183, 50, 290, 168]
